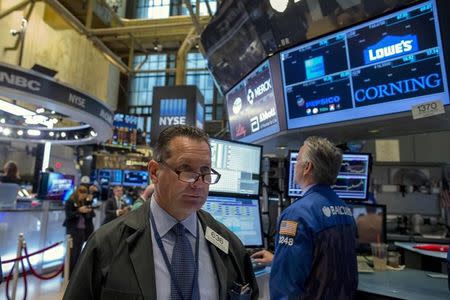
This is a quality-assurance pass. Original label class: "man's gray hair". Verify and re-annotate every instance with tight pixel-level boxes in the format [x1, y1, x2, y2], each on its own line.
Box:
[302, 136, 342, 185]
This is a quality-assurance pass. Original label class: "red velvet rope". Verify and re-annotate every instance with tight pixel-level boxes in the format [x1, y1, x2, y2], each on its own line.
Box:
[23, 246, 64, 280]
[1, 241, 63, 264]
[5, 250, 27, 300]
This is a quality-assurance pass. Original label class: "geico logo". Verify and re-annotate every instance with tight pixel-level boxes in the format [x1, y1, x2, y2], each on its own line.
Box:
[0, 72, 41, 91]
[259, 107, 276, 122]
[368, 39, 413, 62]
[354, 73, 441, 102]
[159, 116, 186, 126]
[305, 96, 340, 108]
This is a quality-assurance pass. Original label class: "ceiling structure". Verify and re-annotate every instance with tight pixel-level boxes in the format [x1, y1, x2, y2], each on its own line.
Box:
[42, 0, 214, 74]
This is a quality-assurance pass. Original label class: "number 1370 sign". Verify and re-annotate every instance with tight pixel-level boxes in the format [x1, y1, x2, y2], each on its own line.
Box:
[412, 100, 445, 120]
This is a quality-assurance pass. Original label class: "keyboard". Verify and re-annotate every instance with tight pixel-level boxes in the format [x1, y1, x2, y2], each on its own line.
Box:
[357, 256, 374, 273]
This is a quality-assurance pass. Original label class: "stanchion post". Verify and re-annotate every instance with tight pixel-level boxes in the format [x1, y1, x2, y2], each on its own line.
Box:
[11, 233, 24, 300]
[62, 234, 72, 292]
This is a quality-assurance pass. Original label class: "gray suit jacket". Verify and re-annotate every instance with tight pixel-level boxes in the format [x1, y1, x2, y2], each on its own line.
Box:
[63, 200, 258, 300]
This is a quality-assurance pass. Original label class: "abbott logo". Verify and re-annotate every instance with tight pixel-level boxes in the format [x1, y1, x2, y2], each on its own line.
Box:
[250, 116, 260, 132]
[364, 35, 419, 64]
[232, 97, 242, 114]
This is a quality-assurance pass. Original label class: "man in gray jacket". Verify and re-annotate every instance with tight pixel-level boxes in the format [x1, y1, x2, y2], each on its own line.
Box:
[63, 125, 258, 300]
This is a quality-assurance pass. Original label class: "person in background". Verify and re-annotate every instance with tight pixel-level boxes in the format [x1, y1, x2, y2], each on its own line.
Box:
[62, 185, 95, 276]
[0, 161, 21, 184]
[254, 136, 357, 299]
[131, 183, 155, 211]
[63, 125, 258, 300]
[102, 185, 128, 224]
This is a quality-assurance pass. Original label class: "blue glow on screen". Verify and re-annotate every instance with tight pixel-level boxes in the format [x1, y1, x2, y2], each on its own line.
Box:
[280, 0, 449, 129]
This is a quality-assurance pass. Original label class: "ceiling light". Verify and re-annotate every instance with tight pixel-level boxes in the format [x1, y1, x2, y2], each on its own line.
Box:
[27, 129, 41, 136]
[0, 99, 35, 116]
[90, 130, 97, 137]
[49, 131, 55, 137]
[61, 132, 66, 138]
[0, 118, 5, 124]
[0, 127, 3, 132]
[51, 110, 55, 114]
[17, 130, 24, 136]
[36, 108, 45, 114]
[24, 115, 48, 125]
[3, 128, 11, 136]
[51, 118, 58, 124]
[74, 135, 79, 140]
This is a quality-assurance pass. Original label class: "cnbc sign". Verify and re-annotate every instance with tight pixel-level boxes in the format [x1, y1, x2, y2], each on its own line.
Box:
[159, 98, 187, 126]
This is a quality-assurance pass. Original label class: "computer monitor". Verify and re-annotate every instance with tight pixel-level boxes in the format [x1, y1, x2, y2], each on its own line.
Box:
[333, 153, 370, 200]
[209, 138, 262, 196]
[348, 203, 386, 253]
[122, 170, 149, 187]
[287, 151, 371, 200]
[97, 169, 123, 186]
[202, 195, 264, 248]
[37, 172, 75, 201]
[287, 150, 302, 197]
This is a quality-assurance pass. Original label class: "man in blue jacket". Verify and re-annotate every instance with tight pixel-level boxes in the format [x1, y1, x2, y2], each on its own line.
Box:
[270, 136, 357, 299]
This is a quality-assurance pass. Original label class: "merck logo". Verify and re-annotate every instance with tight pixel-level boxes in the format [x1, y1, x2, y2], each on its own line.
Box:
[364, 35, 419, 64]
[159, 98, 187, 126]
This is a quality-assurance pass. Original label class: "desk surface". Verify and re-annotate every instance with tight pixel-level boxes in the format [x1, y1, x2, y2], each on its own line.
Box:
[359, 269, 449, 300]
[395, 242, 448, 259]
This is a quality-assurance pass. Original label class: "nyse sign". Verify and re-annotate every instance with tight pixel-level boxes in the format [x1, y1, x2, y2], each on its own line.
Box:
[159, 116, 186, 126]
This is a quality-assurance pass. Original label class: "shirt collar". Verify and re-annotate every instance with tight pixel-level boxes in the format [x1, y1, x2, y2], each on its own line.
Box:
[150, 194, 197, 238]
[300, 184, 316, 196]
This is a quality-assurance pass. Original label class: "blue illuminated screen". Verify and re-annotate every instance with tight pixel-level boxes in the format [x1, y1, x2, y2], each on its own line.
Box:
[288, 152, 370, 200]
[122, 170, 149, 187]
[225, 60, 280, 142]
[280, 0, 449, 129]
[209, 138, 261, 196]
[202, 195, 263, 247]
[37, 172, 75, 201]
[97, 169, 123, 186]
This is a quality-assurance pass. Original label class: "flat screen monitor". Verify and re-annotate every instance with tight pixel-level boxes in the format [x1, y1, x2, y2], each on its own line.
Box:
[97, 169, 122, 186]
[287, 152, 370, 200]
[225, 59, 280, 142]
[37, 172, 75, 201]
[280, 0, 449, 129]
[348, 203, 386, 253]
[209, 138, 262, 196]
[202, 195, 263, 247]
[122, 170, 149, 187]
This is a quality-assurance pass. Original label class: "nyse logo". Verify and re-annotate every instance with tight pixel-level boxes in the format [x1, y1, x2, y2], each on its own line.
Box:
[364, 35, 419, 64]
[159, 98, 187, 126]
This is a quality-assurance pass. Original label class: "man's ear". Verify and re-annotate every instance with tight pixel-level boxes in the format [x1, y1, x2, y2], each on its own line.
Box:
[149, 160, 159, 184]
[304, 161, 313, 176]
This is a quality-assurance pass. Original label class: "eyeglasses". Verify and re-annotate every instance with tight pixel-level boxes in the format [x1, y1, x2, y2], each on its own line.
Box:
[159, 161, 221, 185]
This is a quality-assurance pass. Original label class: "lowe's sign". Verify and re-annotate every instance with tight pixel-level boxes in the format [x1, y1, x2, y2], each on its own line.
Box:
[364, 34, 419, 64]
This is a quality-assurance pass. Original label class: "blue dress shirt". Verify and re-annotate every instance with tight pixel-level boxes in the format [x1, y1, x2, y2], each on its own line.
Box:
[150, 196, 219, 299]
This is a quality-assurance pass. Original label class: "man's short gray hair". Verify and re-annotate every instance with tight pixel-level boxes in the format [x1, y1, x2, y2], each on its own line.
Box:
[302, 136, 342, 185]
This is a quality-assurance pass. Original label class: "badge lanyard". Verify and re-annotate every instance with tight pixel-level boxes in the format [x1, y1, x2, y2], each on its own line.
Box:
[150, 212, 200, 300]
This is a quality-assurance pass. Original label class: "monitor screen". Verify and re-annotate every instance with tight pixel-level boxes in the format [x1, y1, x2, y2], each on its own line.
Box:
[225, 59, 280, 142]
[202, 195, 263, 247]
[348, 203, 386, 253]
[37, 172, 75, 201]
[334, 153, 370, 200]
[280, 0, 449, 129]
[122, 170, 149, 187]
[209, 138, 262, 196]
[97, 169, 123, 186]
[287, 152, 370, 200]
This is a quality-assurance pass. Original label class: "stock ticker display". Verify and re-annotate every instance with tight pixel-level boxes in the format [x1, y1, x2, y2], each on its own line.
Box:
[225, 60, 280, 142]
[288, 152, 370, 200]
[280, 0, 449, 129]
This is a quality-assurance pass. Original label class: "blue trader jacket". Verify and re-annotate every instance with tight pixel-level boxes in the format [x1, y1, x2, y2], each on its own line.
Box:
[270, 185, 358, 299]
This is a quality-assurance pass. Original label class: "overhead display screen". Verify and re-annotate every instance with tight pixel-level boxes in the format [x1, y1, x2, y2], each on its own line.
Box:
[226, 60, 280, 142]
[280, 0, 449, 129]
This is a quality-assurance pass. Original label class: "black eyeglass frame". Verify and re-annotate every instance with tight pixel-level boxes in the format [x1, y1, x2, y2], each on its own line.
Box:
[158, 161, 221, 185]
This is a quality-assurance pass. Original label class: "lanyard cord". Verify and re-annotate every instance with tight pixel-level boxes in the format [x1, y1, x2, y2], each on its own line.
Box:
[150, 211, 200, 300]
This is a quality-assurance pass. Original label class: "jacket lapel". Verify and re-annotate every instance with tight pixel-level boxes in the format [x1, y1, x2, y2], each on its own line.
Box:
[198, 212, 228, 300]
[124, 201, 157, 300]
